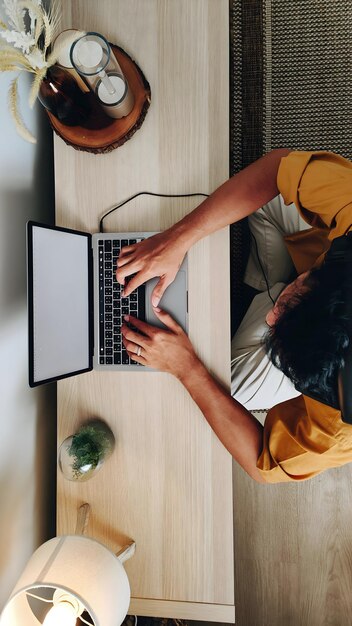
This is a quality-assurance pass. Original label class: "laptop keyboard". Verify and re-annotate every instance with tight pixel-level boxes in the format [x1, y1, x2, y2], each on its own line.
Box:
[98, 238, 145, 366]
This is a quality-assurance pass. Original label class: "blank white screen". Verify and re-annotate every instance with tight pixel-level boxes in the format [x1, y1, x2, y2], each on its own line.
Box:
[31, 225, 90, 383]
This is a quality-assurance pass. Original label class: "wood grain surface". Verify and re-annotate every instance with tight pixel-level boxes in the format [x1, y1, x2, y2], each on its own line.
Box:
[55, 0, 233, 620]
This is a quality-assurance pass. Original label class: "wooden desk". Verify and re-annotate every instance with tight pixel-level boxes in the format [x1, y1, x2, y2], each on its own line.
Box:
[55, 1, 234, 621]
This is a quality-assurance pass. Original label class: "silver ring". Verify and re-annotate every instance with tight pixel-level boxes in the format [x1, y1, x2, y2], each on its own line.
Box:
[136, 346, 142, 357]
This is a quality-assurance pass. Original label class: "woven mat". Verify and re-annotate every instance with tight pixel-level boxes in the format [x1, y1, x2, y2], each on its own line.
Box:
[230, 0, 352, 334]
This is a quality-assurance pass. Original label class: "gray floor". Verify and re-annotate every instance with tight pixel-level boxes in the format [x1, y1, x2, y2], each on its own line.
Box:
[233, 459, 352, 626]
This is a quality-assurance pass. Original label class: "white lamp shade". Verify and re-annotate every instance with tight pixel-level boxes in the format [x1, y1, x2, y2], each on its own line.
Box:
[0, 536, 131, 626]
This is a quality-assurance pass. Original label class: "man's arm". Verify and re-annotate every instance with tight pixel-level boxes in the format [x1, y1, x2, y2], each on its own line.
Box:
[170, 148, 292, 248]
[177, 360, 266, 484]
[118, 148, 291, 302]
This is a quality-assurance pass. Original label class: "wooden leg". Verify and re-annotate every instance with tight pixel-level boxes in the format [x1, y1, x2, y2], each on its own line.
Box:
[75, 503, 91, 535]
[116, 540, 136, 563]
[75, 503, 135, 563]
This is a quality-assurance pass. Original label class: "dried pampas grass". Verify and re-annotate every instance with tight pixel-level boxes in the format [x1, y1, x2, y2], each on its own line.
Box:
[8, 77, 36, 143]
[0, 0, 65, 141]
[0, 49, 34, 70]
[28, 66, 46, 107]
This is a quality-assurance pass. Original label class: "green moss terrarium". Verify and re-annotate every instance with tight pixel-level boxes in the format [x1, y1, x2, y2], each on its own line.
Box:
[59, 420, 115, 481]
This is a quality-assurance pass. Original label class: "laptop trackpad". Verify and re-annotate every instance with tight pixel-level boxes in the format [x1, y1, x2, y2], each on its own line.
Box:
[145, 270, 188, 333]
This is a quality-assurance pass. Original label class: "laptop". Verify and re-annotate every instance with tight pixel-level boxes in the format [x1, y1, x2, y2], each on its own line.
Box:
[27, 221, 188, 387]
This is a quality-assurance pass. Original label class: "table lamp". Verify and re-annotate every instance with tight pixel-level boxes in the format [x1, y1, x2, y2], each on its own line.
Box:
[0, 506, 134, 626]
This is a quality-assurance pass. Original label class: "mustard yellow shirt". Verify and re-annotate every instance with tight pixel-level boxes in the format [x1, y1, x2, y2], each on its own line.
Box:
[256, 150, 352, 483]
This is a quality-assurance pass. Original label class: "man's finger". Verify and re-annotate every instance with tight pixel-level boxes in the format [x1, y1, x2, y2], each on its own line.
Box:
[151, 275, 175, 308]
[152, 307, 182, 334]
[124, 314, 155, 337]
[120, 323, 149, 348]
[126, 349, 147, 365]
[122, 272, 150, 297]
[117, 252, 136, 268]
[119, 243, 137, 256]
[116, 261, 143, 286]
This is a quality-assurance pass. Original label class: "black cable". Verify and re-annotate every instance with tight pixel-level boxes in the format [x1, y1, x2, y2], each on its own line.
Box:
[99, 190, 274, 306]
[99, 191, 209, 233]
[250, 232, 276, 305]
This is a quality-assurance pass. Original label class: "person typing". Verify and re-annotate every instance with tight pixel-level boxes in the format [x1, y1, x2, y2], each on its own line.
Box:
[117, 149, 352, 484]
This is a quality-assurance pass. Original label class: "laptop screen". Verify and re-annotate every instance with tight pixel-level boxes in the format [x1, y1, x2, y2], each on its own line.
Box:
[27, 222, 92, 386]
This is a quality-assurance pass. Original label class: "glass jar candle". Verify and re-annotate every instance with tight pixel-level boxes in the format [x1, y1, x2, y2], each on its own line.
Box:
[70, 32, 135, 119]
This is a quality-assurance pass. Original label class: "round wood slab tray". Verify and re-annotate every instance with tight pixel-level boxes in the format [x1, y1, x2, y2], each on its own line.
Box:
[47, 44, 151, 153]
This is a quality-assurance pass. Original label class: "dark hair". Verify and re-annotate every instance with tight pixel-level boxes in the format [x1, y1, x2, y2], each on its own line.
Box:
[263, 263, 350, 408]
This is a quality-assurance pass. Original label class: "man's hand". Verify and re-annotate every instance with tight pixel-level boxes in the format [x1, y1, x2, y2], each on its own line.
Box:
[120, 308, 199, 377]
[121, 309, 265, 483]
[116, 149, 291, 306]
[116, 231, 188, 307]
